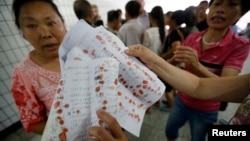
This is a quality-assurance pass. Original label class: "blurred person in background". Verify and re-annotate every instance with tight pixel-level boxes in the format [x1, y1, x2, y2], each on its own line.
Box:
[106, 9, 121, 35]
[142, 6, 167, 113]
[143, 6, 166, 55]
[196, 0, 209, 31]
[92, 4, 104, 26]
[136, 0, 150, 29]
[74, 0, 94, 26]
[118, 0, 145, 46]
[164, 11, 173, 32]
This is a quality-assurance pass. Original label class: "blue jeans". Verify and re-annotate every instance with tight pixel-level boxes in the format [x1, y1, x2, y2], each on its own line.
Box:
[165, 95, 218, 141]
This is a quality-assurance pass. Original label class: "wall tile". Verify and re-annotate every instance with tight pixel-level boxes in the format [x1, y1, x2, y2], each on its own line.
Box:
[0, 44, 2, 51]
[0, 21, 11, 35]
[0, 82, 9, 94]
[7, 21, 19, 35]
[14, 35, 26, 47]
[0, 110, 8, 121]
[0, 97, 8, 107]
[0, 37, 10, 51]
[0, 26, 3, 36]
[4, 79, 11, 91]
[6, 36, 18, 49]
[0, 6, 5, 21]
[10, 114, 19, 123]
[5, 0, 13, 5]
[3, 106, 15, 117]
[20, 47, 30, 56]
[3, 119, 12, 127]
[13, 48, 25, 61]
[5, 65, 14, 78]
[0, 123, 4, 131]
[0, 67, 9, 80]
[5, 50, 18, 63]
[11, 104, 18, 114]
[1, 6, 12, 21]
[0, 52, 10, 65]
[3, 93, 14, 104]
[0, 1, 5, 5]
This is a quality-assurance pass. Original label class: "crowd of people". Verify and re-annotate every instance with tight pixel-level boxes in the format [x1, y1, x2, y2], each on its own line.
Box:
[10, 0, 250, 141]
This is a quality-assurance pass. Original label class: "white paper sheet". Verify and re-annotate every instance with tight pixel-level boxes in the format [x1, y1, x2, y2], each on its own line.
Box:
[41, 20, 165, 141]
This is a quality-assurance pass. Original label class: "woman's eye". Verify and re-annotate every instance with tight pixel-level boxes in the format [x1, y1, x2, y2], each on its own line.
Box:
[229, 2, 239, 6]
[27, 24, 37, 29]
[213, 2, 221, 6]
[48, 22, 57, 27]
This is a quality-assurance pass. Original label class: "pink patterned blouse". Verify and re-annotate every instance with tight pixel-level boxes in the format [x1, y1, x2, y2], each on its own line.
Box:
[11, 55, 60, 132]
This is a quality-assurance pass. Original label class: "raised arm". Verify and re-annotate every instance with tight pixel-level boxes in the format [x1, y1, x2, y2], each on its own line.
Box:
[125, 44, 249, 103]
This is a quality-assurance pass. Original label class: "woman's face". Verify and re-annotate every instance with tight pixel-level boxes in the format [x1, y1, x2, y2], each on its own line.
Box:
[19, 1, 66, 58]
[207, 0, 242, 30]
[197, 2, 208, 18]
[136, 0, 145, 12]
[92, 7, 99, 18]
[164, 15, 171, 25]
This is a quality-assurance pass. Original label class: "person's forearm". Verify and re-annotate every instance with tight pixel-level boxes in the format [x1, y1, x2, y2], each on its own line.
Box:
[125, 45, 249, 103]
[150, 58, 249, 102]
[196, 74, 250, 102]
[192, 62, 219, 78]
[33, 121, 47, 135]
[151, 57, 200, 95]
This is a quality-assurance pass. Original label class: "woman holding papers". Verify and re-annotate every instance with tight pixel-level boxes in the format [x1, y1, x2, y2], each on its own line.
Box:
[11, 0, 67, 134]
[88, 44, 250, 141]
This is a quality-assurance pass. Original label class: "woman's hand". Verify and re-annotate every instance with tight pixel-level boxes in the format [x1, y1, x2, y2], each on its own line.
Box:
[87, 110, 128, 141]
[173, 46, 200, 70]
[125, 44, 160, 70]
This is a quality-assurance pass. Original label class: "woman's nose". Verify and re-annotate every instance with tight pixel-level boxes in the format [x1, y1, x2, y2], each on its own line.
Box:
[39, 26, 52, 39]
[216, 5, 226, 14]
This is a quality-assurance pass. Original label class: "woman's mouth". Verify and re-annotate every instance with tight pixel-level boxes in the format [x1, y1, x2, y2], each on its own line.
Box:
[43, 44, 58, 50]
[211, 16, 226, 22]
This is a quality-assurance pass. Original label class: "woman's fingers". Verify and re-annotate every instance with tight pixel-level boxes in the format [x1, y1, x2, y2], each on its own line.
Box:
[88, 110, 128, 141]
[174, 46, 196, 56]
[174, 46, 197, 61]
[125, 44, 145, 57]
[96, 110, 125, 139]
[88, 126, 113, 141]
[125, 44, 160, 69]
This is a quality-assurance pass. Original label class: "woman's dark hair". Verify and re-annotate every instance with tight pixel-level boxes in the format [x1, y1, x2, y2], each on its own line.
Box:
[180, 6, 198, 38]
[165, 11, 173, 17]
[209, 0, 250, 16]
[184, 6, 197, 27]
[170, 10, 185, 26]
[199, 0, 209, 6]
[117, 9, 122, 15]
[150, 6, 165, 43]
[125, 0, 141, 18]
[12, 0, 64, 29]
